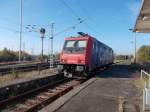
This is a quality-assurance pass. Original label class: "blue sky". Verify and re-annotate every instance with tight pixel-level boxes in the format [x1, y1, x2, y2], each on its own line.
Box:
[0, 0, 149, 55]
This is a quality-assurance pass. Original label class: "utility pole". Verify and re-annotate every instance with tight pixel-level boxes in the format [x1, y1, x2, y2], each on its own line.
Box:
[31, 47, 34, 55]
[23, 42, 25, 61]
[50, 23, 54, 69]
[134, 32, 137, 63]
[19, 0, 23, 62]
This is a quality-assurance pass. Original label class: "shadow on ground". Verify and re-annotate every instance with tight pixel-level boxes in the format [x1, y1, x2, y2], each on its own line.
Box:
[95, 64, 141, 78]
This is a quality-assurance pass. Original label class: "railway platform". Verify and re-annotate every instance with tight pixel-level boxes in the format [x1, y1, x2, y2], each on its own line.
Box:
[40, 64, 142, 112]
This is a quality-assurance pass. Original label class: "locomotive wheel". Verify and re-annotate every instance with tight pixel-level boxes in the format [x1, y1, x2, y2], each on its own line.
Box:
[58, 69, 62, 74]
[63, 70, 68, 76]
[83, 71, 90, 77]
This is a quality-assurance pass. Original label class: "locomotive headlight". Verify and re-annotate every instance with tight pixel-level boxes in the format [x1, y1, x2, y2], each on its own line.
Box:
[61, 59, 65, 63]
[76, 66, 84, 72]
[80, 60, 85, 63]
[78, 60, 85, 64]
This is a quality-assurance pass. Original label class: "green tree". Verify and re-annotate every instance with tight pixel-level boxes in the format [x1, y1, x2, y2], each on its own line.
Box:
[137, 45, 150, 62]
[0, 48, 17, 62]
[0, 48, 32, 62]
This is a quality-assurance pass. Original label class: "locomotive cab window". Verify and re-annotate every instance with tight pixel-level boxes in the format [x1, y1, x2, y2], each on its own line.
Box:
[65, 40, 76, 47]
[63, 40, 87, 53]
[77, 40, 87, 47]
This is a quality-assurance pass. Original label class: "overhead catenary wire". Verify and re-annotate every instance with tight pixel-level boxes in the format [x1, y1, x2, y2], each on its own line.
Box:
[59, 0, 102, 36]
[59, 0, 80, 19]
[0, 25, 37, 35]
[0, 19, 36, 34]
[77, 5, 102, 36]
[0, 18, 27, 29]
[54, 18, 85, 37]
[0, 26, 19, 33]
[26, 18, 85, 38]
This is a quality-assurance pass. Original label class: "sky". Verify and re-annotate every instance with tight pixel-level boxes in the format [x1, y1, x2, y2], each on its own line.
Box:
[0, 0, 149, 55]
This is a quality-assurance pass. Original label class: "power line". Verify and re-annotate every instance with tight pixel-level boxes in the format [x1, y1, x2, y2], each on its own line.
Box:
[25, 18, 85, 38]
[59, 0, 102, 36]
[54, 18, 85, 37]
[78, 5, 100, 27]
[83, 22, 102, 36]
[75, 2, 102, 36]
[59, 0, 80, 19]
[78, 4, 101, 35]
[0, 26, 19, 33]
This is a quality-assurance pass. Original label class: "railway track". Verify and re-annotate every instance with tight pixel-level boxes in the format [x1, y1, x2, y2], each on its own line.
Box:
[0, 77, 85, 112]
[0, 62, 50, 75]
[0, 61, 39, 66]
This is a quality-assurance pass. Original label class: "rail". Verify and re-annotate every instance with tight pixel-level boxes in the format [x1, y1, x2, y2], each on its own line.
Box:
[0, 78, 84, 112]
[0, 62, 58, 76]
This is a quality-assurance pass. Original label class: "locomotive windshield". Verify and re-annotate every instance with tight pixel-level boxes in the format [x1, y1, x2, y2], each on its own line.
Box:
[63, 40, 87, 53]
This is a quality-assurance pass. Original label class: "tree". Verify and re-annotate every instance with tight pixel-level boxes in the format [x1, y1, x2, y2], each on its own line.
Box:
[137, 45, 150, 62]
[0, 48, 17, 62]
[0, 48, 32, 62]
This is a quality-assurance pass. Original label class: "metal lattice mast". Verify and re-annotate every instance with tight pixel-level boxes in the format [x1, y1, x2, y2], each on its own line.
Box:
[50, 23, 54, 69]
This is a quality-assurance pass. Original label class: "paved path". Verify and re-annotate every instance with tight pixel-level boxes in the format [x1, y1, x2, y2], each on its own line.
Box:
[41, 64, 141, 112]
[56, 79, 138, 112]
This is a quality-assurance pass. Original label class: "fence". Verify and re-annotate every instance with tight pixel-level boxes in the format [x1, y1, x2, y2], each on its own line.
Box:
[141, 70, 150, 111]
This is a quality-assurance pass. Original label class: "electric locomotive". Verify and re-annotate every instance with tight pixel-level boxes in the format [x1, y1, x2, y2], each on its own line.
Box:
[57, 32, 114, 77]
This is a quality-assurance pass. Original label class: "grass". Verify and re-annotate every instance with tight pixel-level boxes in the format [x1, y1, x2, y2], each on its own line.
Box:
[0, 68, 57, 86]
[133, 78, 144, 97]
[117, 96, 125, 112]
[132, 78, 145, 112]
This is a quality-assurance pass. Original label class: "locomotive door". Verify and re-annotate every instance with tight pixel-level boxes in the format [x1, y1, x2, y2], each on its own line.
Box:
[92, 41, 98, 68]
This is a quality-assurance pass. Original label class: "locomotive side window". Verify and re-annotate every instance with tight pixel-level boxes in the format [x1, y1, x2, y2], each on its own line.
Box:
[93, 42, 95, 49]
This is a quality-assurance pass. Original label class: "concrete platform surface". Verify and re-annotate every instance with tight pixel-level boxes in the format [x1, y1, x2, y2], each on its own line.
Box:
[40, 64, 141, 112]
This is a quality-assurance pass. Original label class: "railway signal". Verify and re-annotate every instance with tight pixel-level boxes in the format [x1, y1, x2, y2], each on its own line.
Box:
[40, 28, 46, 61]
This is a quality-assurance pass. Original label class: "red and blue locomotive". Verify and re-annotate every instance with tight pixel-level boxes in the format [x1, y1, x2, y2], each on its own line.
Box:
[57, 32, 114, 77]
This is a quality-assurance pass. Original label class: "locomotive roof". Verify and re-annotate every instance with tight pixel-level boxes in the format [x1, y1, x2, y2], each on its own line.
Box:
[65, 35, 90, 40]
[65, 35, 113, 50]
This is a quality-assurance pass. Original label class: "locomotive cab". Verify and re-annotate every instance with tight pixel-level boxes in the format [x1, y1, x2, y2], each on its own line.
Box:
[57, 34, 92, 77]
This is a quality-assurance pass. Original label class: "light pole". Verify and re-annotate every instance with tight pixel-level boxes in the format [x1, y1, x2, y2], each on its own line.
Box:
[129, 29, 137, 63]
[40, 28, 46, 61]
[19, 0, 23, 62]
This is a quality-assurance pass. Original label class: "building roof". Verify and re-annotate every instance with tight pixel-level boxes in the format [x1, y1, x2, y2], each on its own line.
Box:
[134, 0, 150, 33]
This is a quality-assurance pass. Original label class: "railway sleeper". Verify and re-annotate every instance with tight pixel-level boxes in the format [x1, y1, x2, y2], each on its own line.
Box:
[3, 79, 83, 112]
